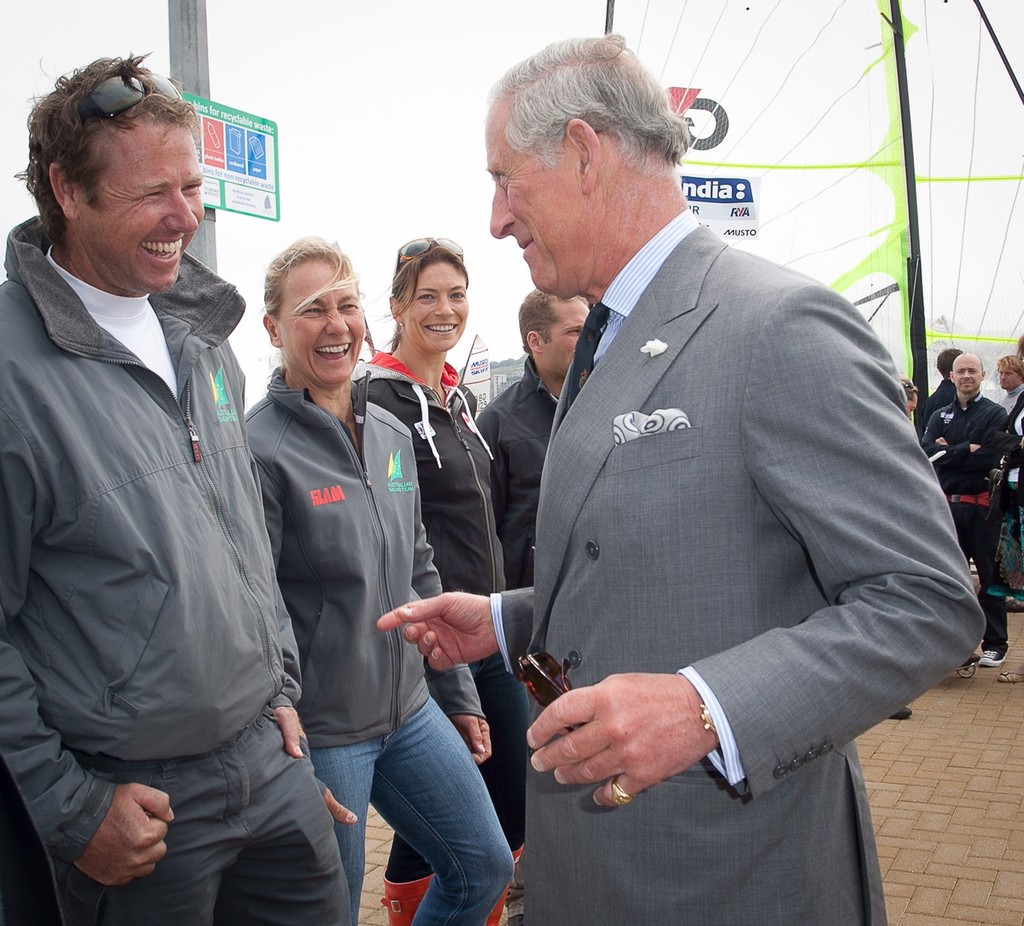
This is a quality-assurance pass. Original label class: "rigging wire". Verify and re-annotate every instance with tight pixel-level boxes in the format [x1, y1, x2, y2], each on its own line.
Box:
[976, 161, 1024, 336]
[633, 0, 653, 54]
[918, 0, 938, 353]
[782, 224, 895, 272]
[973, 0, 1024, 109]
[660, 1, 717, 89]
[862, 287, 897, 325]
[1007, 262, 1024, 340]
[703, 0, 788, 162]
[948, 19, 985, 339]
[726, 3, 886, 253]
[713, 2, 846, 170]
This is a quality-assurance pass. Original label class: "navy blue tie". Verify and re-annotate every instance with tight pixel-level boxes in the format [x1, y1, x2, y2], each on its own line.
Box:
[564, 302, 611, 408]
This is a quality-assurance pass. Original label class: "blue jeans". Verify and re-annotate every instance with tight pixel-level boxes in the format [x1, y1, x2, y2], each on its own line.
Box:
[387, 654, 529, 881]
[311, 698, 511, 926]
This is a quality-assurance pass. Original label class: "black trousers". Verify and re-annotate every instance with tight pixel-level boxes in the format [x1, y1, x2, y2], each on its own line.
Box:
[950, 501, 1008, 651]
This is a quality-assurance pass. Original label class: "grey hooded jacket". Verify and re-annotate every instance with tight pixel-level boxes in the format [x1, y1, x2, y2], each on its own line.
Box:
[246, 371, 481, 748]
[0, 219, 299, 863]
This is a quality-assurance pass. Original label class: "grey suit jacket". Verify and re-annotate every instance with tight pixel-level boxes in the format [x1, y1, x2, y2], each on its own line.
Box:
[502, 226, 982, 925]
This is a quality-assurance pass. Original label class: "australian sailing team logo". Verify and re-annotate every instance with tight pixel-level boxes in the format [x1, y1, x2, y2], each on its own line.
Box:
[387, 450, 415, 494]
[209, 366, 239, 423]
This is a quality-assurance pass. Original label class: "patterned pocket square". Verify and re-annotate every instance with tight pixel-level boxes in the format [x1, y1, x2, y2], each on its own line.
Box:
[612, 408, 691, 444]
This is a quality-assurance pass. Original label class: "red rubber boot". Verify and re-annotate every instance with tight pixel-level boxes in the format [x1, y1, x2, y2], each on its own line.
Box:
[381, 873, 433, 926]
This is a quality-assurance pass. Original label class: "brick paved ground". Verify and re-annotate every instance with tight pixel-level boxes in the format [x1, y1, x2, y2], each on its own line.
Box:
[358, 610, 1024, 925]
[861, 608, 1024, 926]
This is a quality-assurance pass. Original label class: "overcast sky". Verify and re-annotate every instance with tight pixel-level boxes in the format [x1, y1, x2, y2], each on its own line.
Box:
[4, 1, 1022, 403]
[0, 0, 626, 404]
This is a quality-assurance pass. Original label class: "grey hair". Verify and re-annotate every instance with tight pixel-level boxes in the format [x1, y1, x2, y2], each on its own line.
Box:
[488, 34, 689, 170]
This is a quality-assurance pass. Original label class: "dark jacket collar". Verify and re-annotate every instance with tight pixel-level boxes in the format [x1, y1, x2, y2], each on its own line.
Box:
[4, 217, 245, 358]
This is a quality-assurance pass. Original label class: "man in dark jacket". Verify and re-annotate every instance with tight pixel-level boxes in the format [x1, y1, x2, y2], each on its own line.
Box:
[478, 291, 588, 589]
[0, 56, 346, 925]
[922, 353, 1009, 666]
[919, 347, 963, 433]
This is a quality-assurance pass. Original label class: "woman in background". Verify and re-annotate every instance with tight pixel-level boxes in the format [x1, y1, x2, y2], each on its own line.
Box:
[247, 237, 511, 924]
[364, 238, 528, 926]
[990, 366, 1024, 683]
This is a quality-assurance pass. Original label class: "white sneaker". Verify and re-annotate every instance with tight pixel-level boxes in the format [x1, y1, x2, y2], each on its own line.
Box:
[979, 650, 1007, 667]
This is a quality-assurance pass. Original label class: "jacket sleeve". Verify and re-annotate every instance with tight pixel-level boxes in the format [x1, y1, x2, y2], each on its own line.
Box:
[941, 404, 1007, 473]
[425, 663, 484, 717]
[690, 283, 982, 798]
[920, 405, 948, 457]
[964, 406, 1010, 472]
[499, 586, 536, 665]
[251, 452, 302, 706]
[0, 421, 115, 862]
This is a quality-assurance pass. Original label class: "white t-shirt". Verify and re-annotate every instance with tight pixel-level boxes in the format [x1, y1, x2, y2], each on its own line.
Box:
[46, 252, 178, 394]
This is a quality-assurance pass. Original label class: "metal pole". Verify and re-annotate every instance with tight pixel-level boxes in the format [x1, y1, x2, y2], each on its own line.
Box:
[605, 0, 615, 34]
[169, 0, 217, 272]
[972, 0, 1024, 109]
[885, 0, 928, 417]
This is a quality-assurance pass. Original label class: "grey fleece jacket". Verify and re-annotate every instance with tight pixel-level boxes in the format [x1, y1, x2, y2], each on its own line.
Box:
[246, 371, 481, 748]
[0, 219, 299, 863]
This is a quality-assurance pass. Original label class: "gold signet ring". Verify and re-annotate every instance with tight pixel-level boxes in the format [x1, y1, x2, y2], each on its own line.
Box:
[610, 775, 634, 806]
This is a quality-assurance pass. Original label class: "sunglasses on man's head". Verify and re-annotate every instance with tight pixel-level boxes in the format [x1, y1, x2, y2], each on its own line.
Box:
[394, 238, 464, 275]
[77, 73, 183, 122]
[518, 651, 573, 708]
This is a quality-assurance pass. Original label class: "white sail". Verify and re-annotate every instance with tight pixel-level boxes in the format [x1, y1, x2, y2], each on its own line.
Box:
[461, 335, 492, 409]
[614, 0, 1024, 397]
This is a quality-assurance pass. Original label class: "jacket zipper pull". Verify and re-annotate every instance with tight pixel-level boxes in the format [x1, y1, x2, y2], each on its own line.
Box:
[186, 418, 202, 462]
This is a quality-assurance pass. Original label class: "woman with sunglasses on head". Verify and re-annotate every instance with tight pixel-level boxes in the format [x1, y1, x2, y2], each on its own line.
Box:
[246, 237, 512, 926]
[364, 238, 529, 926]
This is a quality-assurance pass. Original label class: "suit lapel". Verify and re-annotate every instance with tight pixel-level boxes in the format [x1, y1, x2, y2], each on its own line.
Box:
[532, 228, 727, 642]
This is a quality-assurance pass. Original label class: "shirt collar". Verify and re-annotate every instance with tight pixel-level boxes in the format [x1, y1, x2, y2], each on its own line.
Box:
[600, 209, 700, 321]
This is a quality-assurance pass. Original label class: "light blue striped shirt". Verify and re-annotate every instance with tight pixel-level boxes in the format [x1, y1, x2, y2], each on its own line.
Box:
[493, 207, 746, 786]
[594, 208, 700, 363]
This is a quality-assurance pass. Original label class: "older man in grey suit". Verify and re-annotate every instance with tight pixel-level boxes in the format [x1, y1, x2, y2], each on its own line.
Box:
[380, 35, 982, 925]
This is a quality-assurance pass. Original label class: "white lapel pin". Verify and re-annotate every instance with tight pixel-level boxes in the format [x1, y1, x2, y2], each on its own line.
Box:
[640, 339, 668, 357]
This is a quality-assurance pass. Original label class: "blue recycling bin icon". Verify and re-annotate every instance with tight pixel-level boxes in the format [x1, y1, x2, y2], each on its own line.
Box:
[226, 126, 246, 174]
[247, 131, 267, 179]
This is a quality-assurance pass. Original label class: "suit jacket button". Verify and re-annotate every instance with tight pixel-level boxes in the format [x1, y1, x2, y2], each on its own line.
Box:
[820, 742, 833, 755]
[773, 764, 788, 779]
[788, 756, 804, 771]
[585, 541, 600, 560]
[566, 650, 582, 668]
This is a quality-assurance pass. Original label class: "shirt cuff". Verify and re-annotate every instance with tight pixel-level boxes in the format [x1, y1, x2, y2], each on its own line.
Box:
[679, 667, 746, 786]
[490, 593, 515, 674]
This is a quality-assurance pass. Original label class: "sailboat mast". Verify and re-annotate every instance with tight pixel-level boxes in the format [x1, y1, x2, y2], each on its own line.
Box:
[972, 0, 1024, 108]
[885, 0, 929, 408]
